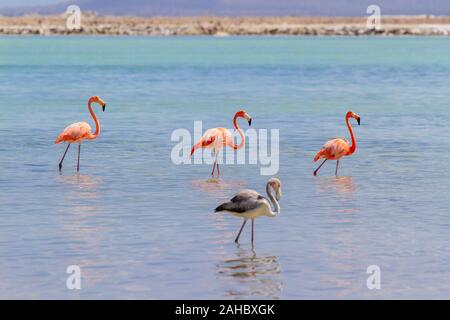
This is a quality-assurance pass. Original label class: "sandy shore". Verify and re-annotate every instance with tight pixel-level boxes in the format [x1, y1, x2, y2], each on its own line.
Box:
[1, 14, 450, 36]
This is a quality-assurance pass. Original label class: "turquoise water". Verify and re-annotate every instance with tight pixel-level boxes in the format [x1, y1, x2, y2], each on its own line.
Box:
[1, 36, 450, 299]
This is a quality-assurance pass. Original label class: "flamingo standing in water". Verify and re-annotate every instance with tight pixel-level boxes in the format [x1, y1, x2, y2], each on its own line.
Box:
[215, 178, 282, 245]
[191, 110, 252, 178]
[313, 111, 361, 176]
[55, 96, 106, 172]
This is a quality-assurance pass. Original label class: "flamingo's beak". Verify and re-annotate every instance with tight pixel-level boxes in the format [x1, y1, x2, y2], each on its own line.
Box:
[276, 189, 281, 201]
[248, 118, 252, 126]
[102, 104, 106, 112]
[357, 117, 361, 125]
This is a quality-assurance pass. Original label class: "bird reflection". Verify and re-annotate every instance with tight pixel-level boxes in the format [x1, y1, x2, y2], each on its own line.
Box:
[192, 178, 246, 200]
[57, 173, 102, 187]
[316, 176, 357, 195]
[57, 173, 102, 199]
[55, 173, 109, 287]
[216, 247, 283, 299]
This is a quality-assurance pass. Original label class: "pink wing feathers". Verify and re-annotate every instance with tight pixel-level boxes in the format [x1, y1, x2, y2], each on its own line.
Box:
[314, 138, 350, 161]
[191, 128, 230, 156]
[55, 122, 92, 144]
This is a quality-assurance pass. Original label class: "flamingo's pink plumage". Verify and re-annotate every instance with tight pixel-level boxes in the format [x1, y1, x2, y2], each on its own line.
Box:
[313, 111, 361, 176]
[191, 110, 252, 177]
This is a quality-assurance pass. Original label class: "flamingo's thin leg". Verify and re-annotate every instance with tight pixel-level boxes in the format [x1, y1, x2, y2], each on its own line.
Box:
[313, 159, 327, 176]
[335, 160, 339, 176]
[77, 144, 81, 172]
[212, 151, 220, 178]
[211, 151, 218, 177]
[235, 219, 247, 243]
[251, 219, 255, 244]
[211, 161, 216, 177]
[58, 143, 71, 171]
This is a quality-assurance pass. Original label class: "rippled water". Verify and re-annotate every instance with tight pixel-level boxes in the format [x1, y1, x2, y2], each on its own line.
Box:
[1, 36, 450, 299]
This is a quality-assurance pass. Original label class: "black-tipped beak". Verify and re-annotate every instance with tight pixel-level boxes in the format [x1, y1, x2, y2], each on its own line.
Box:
[357, 117, 361, 125]
[102, 104, 106, 112]
[248, 118, 252, 126]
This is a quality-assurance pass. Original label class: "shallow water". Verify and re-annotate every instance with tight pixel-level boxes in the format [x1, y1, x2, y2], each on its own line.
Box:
[1, 36, 450, 299]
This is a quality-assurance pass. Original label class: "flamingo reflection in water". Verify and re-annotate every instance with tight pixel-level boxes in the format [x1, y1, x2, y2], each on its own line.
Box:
[216, 248, 283, 299]
[56, 174, 110, 287]
[316, 176, 357, 195]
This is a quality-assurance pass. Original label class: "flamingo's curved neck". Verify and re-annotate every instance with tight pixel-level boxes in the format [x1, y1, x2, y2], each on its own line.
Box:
[231, 114, 245, 150]
[346, 115, 356, 155]
[266, 183, 280, 216]
[88, 100, 100, 139]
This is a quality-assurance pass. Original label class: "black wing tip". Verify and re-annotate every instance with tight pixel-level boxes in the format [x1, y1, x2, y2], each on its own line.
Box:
[215, 204, 226, 212]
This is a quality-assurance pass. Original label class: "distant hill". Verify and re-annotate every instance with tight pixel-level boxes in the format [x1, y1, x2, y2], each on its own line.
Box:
[1, 0, 450, 16]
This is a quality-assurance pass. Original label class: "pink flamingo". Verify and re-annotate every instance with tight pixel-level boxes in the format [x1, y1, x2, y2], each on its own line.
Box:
[55, 96, 106, 172]
[191, 110, 252, 177]
[313, 111, 361, 176]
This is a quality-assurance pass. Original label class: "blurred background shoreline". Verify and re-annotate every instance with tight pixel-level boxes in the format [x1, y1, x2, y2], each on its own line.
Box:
[1, 14, 450, 36]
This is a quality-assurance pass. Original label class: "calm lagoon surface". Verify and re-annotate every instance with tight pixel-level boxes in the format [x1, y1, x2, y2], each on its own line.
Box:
[1, 36, 450, 299]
